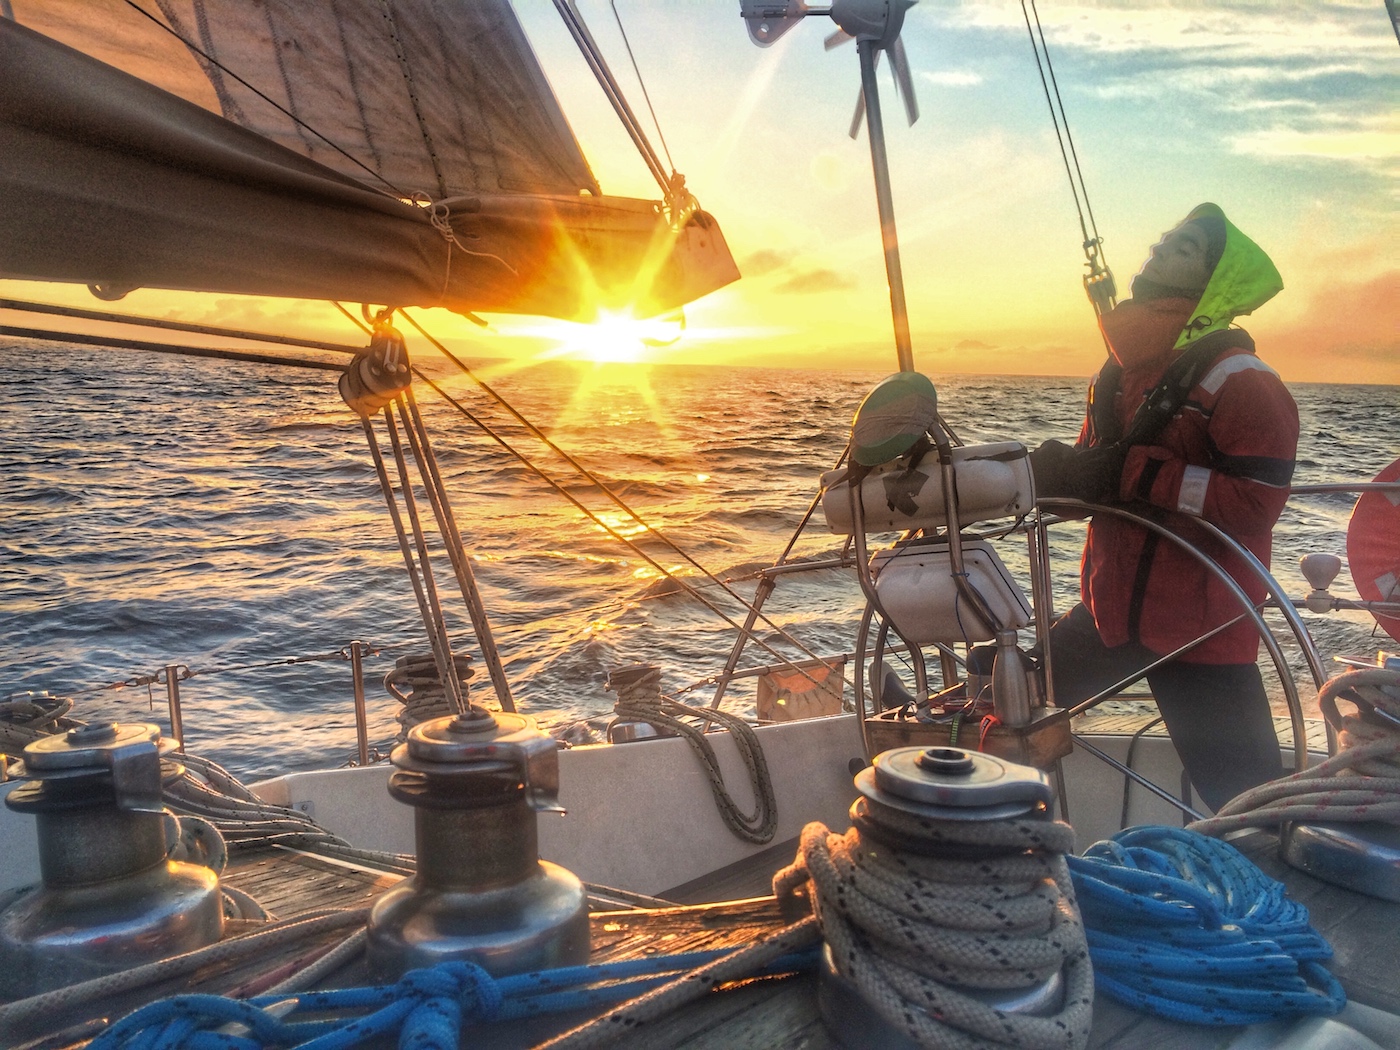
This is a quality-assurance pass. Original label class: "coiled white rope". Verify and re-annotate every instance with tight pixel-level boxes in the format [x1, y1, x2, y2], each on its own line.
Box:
[0, 695, 81, 752]
[384, 653, 474, 741]
[167, 751, 416, 874]
[1190, 668, 1400, 837]
[773, 803, 1094, 1049]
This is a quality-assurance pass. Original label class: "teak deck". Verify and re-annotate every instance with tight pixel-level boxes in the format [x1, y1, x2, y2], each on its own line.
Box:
[14, 826, 1395, 1050]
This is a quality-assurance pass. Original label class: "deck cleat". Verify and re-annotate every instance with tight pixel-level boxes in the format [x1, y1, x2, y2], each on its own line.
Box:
[0, 722, 223, 998]
[367, 709, 589, 979]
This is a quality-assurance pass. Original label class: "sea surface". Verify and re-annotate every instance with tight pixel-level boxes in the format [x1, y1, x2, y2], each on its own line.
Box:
[3, 340, 1396, 780]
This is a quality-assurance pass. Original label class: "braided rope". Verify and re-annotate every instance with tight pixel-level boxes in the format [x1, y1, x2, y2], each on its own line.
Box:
[384, 653, 475, 741]
[534, 919, 821, 1050]
[609, 666, 778, 844]
[1189, 668, 1400, 837]
[1067, 826, 1345, 1025]
[774, 803, 1093, 1049]
[0, 695, 81, 752]
[167, 752, 416, 873]
[81, 943, 818, 1050]
[0, 908, 368, 1034]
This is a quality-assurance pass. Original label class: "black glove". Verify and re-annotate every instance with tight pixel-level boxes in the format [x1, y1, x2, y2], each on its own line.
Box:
[1029, 440, 1126, 503]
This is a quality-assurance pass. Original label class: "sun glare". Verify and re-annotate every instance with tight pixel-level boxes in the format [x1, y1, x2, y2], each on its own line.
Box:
[543, 309, 683, 365]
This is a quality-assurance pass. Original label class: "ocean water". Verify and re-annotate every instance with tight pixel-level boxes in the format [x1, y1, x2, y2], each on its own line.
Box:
[3, 340, 1396, 780]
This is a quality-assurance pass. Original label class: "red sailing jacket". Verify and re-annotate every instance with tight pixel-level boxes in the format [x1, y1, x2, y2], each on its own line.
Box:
[1078, 333, 1299, 663]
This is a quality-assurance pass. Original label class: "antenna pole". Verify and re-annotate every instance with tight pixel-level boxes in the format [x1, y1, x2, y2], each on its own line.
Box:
[858, 39, 914, 373]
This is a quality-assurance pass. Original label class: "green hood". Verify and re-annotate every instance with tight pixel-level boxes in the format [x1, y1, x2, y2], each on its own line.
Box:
[1175, 202, 1283, 350]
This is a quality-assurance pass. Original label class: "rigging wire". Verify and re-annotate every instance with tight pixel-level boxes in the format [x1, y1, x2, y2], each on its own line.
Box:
[0, 298, 364, 355]
[608, 0, 675, 174]
[1032, 2, 1103, 252]
[551, 0, 674, 200]
[122, 0, 411, 202]
[0, 325, 344, 372]
[392, 309, 838, 685]
[334, 303, 837, 688]
[406, 372, 832, 686]
[1019, 0, 1115, 313]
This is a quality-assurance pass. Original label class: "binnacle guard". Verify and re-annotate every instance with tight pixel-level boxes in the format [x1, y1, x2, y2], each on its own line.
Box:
[820, 440, 1034, 534]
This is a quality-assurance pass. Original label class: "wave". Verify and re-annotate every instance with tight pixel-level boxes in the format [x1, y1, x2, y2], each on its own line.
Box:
[2, 342, 1396, 776]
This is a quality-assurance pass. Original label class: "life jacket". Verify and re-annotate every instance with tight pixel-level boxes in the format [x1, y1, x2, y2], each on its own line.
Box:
[1077, 205, 1298, 664]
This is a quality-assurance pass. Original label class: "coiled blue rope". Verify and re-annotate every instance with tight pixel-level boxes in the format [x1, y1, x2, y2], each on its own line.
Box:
[88, 948, 819, 1050]
[1066, 825, 1345, 1026]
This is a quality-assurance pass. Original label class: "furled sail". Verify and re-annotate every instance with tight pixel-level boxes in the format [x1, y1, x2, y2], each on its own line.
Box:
[0, 1, 737, 320]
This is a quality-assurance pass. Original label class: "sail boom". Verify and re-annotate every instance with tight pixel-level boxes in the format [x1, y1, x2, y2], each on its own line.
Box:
[0, 11, 737, 321]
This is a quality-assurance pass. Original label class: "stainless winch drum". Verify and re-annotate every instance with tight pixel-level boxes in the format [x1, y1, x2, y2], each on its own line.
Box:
[0, 722, 224, 999]
[819, 746, 1063, 1050]
[367, 709, 590, 978]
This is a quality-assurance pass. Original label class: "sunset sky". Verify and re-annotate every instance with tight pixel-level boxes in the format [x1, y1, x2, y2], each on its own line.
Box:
[4, 1, 1396, 383]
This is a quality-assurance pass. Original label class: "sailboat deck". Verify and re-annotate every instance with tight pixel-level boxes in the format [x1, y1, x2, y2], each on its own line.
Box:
[19, 830, 1389, 1050]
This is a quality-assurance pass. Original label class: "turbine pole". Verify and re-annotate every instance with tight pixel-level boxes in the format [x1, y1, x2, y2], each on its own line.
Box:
[857, 38, 914, 373]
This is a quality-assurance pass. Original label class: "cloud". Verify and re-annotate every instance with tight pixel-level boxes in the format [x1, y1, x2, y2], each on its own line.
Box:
[775, 268, 858, 294]
[1256, 269, 1400, 383]
[1233, 124, 1400, 162]
[921, 2, 1398, 171]
[921, 70, 983, 88]
[740, 249, 793, 277]
[938, 3, 1387, 64]
[921, 339, 1007, 356]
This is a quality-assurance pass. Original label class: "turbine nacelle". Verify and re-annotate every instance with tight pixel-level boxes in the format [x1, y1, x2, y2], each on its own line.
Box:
[828, 0, 915, 51]
[739, 0, 919, 133]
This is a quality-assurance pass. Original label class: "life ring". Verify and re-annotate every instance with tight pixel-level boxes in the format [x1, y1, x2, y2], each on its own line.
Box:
[1347, 456, 1400, 644]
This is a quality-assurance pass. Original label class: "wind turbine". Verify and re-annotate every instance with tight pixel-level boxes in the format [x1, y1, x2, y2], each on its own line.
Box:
[740, 0, 921, 371]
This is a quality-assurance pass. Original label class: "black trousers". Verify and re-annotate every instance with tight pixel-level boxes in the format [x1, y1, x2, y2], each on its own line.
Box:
[968, 599, 1282, 812]
[1046, 603, 1284, 812]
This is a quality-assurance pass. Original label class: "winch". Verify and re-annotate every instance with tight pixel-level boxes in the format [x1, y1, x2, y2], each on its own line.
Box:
[367, 708, 589, 978]
[0, 722, 223, 999]
[817, 746, 1076, 1049]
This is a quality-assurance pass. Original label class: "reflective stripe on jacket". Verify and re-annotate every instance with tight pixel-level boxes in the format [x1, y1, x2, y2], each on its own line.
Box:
[1079, 337, 1298, 663]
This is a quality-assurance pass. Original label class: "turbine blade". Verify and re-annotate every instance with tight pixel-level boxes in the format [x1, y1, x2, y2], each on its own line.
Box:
[824, 28, 854, 50]
[892, 37, 919, 125]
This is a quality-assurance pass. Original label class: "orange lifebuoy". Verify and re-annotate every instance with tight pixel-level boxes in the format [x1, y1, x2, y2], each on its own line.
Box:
[1347, 456, 1400, 644]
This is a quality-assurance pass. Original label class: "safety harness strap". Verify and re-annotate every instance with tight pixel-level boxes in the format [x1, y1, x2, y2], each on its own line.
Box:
[1088, 328, 1255, 450]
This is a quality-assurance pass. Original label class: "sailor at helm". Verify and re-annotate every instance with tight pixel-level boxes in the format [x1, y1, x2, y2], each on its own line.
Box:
[1030, 203, 1299, 812]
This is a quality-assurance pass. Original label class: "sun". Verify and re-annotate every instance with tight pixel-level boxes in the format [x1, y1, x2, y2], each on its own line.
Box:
[544, 308, 683, 364]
